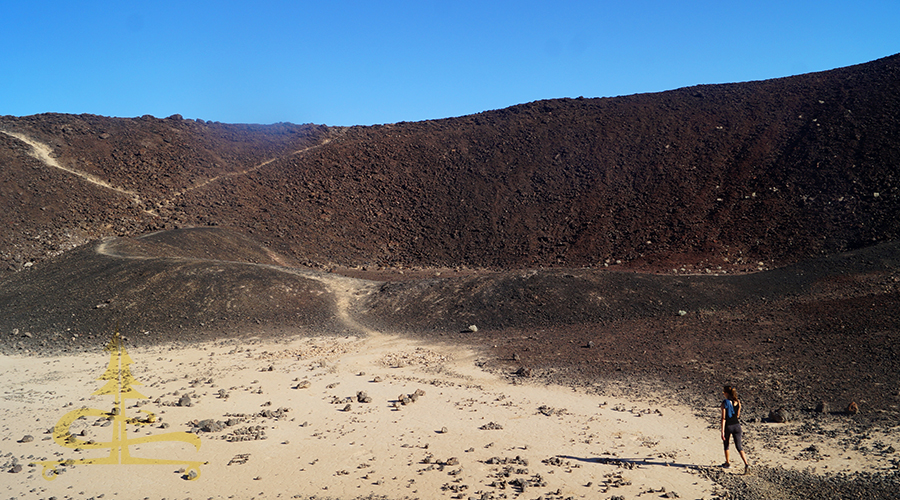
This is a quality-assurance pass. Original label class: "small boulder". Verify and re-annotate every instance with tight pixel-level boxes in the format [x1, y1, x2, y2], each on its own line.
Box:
[768, 408, 790, 423]
[18, 435, 34, 443]
[847, 401, 859, 415]
[178, 394, 192, 407]
[197, 419, 224, 432]
[815, 401, 829, 413]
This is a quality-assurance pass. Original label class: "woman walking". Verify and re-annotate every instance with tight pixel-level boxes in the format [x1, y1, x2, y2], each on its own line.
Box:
[721, 385, 750, 474]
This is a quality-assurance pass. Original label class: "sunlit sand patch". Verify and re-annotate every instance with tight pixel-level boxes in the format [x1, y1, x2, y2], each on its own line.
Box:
[1, 333, 895, 500]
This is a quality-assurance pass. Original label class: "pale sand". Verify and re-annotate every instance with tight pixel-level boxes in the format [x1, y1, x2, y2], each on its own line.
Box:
[1, 333, 894, 500]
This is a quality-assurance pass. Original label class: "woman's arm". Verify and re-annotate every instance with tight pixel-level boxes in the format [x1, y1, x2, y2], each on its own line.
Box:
[735, 400, 741, 419]
[721, 404, 727, 440]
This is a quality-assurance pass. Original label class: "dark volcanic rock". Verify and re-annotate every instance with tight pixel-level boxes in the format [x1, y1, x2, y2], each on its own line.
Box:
[701, 464, 900, 500]
[768, 408, 790, 423]
[195, 419, 224, 433]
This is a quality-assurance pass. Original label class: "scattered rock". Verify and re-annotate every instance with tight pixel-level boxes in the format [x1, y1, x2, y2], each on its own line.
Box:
[18, 435, 34, 443]
[295, 380, 311, 389]
[258, 407, 290, 419]
[479, 422, 504, 430]
[489, 456, 529, 466]
[542, 456, 564, 466]
[226, 425, 267, 442]
[195, 419, 225, 433]
[440, 426, 449, 434]
[357, 391, 372, 403]
[815, 401, 829, 413]
[178, 394, 192, 407]
[847, 401, 859, 414]
[515, 367, 532, 378]
[467, 324, 478, 332]
[227, 453, 250, 465]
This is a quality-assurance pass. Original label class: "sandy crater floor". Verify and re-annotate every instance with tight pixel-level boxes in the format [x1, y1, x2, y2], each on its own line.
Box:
[1, 333, 894, 500]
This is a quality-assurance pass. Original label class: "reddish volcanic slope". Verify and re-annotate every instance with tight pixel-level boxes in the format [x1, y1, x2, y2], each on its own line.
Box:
[1, 53, 899, 274]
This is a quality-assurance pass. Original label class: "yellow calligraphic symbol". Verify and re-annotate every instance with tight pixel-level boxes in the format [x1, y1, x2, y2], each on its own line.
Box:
[35, 329, 206, 480]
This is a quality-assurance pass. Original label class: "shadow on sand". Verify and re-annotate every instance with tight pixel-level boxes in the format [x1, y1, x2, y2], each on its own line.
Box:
[557, 455, 702, 470]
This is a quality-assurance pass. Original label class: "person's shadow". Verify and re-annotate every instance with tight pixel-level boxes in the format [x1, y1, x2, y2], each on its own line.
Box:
[556, 455, 700, 470]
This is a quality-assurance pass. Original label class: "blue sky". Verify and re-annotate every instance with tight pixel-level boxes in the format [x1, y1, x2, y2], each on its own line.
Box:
[2, 1, 898, 126]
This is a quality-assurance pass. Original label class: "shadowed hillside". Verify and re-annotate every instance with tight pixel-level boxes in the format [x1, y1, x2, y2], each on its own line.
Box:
[0, 228, 353, 349]
[2, 53, 899, 274]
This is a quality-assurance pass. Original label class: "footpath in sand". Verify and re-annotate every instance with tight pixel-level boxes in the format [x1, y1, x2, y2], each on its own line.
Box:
[1, 333, 893, 500]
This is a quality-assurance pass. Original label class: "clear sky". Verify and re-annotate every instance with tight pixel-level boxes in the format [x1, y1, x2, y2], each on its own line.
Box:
[2, 1, 898, 126]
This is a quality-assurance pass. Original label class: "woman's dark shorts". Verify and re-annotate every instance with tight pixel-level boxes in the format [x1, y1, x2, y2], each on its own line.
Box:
[723, 423, 743, 451]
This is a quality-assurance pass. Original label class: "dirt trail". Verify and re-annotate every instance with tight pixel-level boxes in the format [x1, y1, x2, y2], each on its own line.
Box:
[2, 127, 344, 219]
[94, 236, 382, 337]
[1, 130, 149, 212]
[163, 127, 346, 204]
